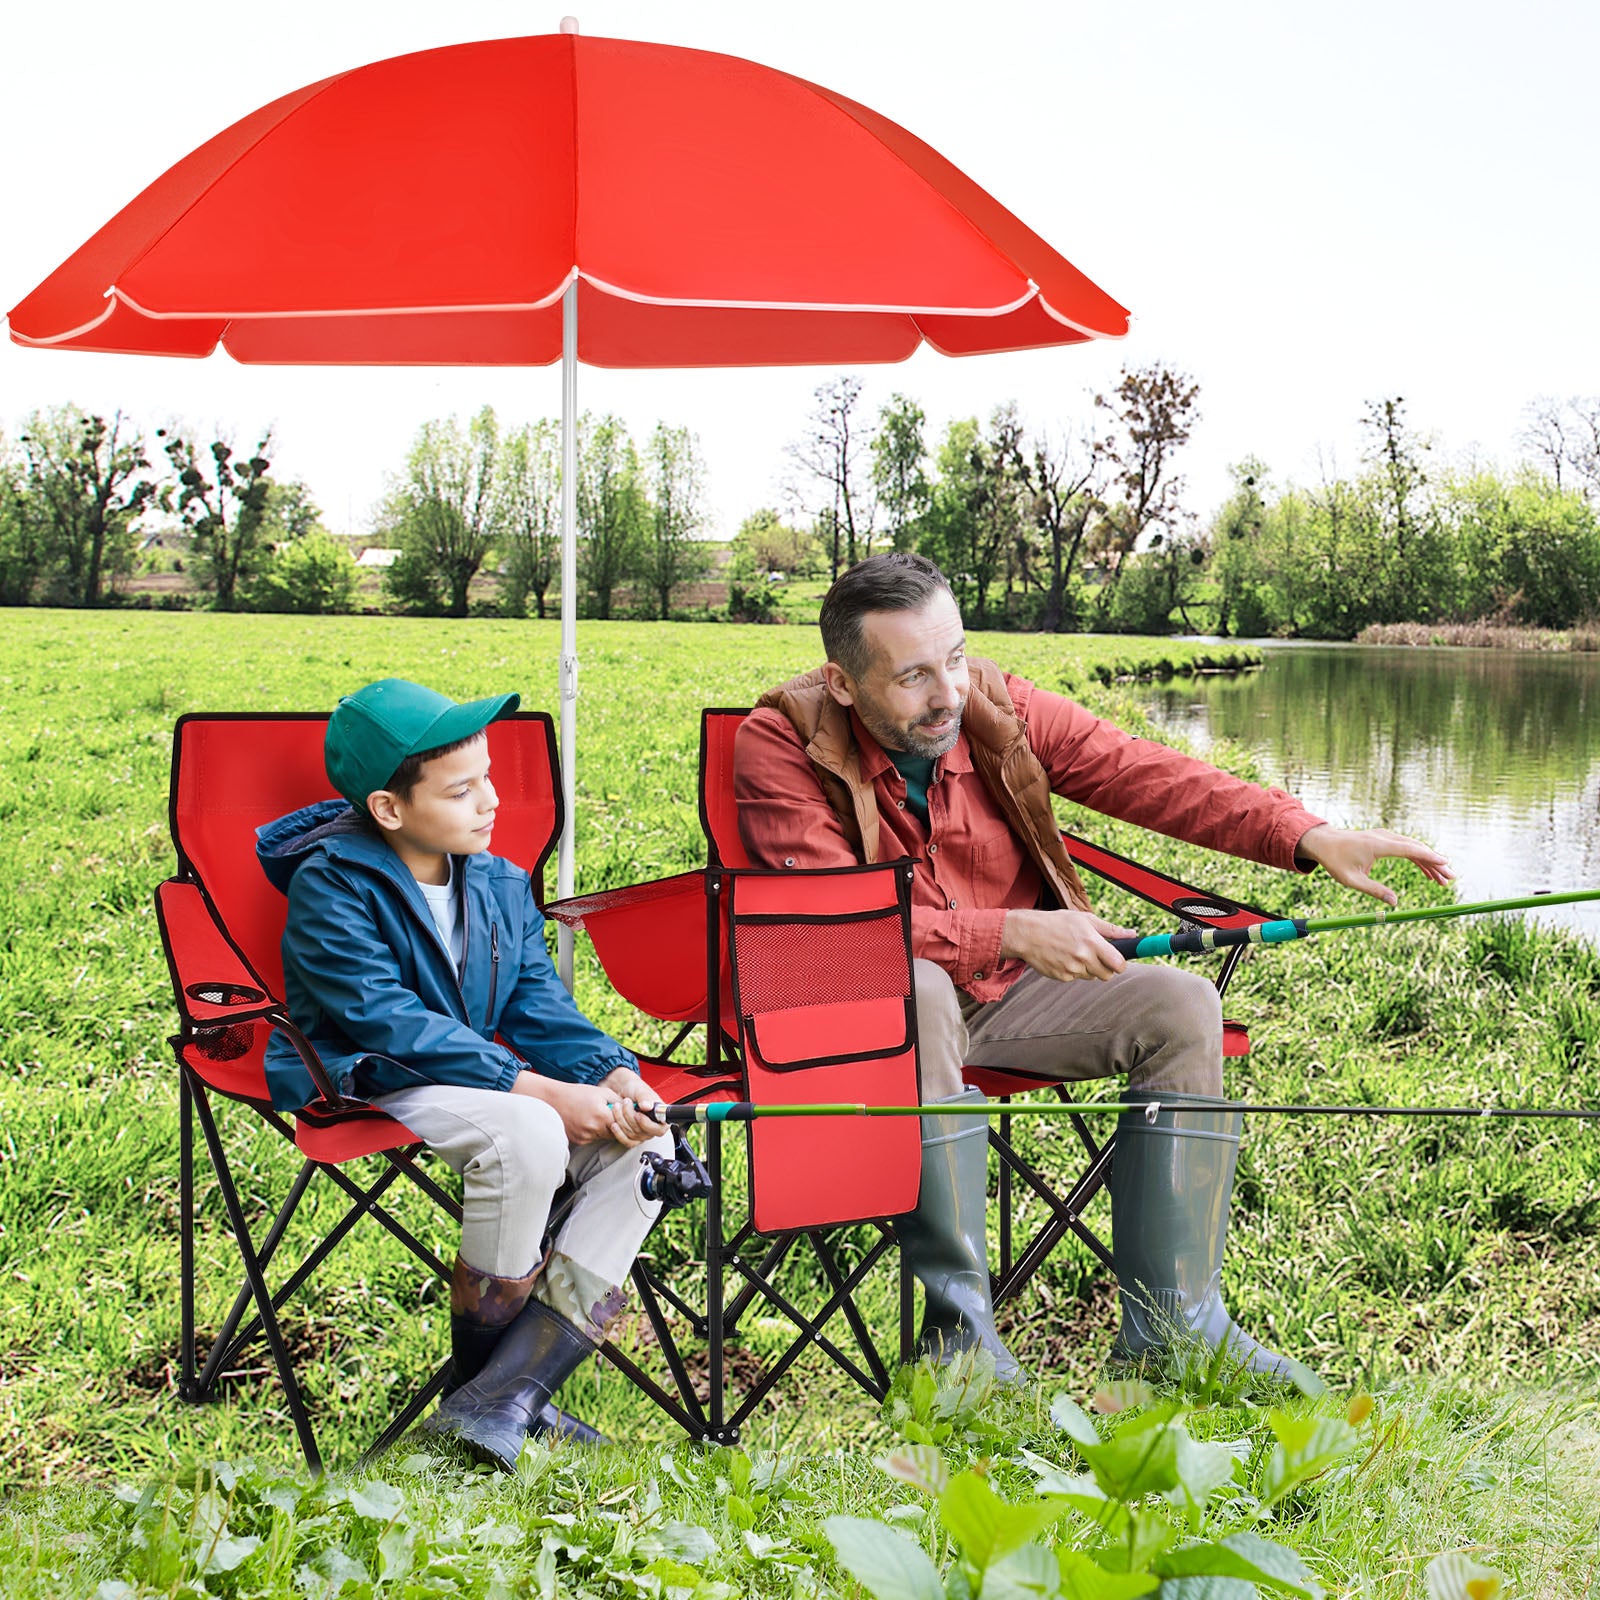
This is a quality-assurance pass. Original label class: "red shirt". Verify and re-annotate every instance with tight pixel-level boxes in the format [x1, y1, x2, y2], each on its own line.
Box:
[734, 673, 1325, 1003]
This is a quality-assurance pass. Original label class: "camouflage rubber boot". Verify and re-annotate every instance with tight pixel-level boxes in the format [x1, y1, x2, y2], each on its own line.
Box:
[427, 1298, 598, 1471]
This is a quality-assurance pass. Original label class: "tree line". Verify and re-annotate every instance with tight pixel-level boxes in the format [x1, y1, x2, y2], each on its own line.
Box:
[4, 383, 1598, 635]
[764, 378, 1600, 637]
[1205, 396, 1600, 637]
[0, 407, 350, 614]
[375, 408, 711, 620]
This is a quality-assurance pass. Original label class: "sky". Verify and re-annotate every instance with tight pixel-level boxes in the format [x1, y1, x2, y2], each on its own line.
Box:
[2, 0, 1596, 541]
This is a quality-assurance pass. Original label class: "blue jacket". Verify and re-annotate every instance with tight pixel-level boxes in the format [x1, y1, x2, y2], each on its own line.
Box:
[256, 799, 635, 1111]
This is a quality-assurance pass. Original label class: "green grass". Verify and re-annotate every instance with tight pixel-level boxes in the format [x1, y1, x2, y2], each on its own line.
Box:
[0, 608, 1596, 1595]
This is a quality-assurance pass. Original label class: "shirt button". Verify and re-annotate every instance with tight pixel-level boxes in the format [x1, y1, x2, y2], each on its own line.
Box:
[896, 800, 905, 809]
[973, 971, 985, 980]
[948, 897, 958, 909]
[928, 843, 937, 854]
[783, 856, 796, 867]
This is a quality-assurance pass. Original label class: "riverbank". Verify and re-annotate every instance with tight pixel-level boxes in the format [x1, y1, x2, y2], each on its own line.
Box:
[1356, 618, 1600, 650]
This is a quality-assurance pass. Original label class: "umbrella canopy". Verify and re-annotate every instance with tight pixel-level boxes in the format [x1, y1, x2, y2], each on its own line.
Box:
[6, 25, 1129, 982]
[7, 30, 1128, 360]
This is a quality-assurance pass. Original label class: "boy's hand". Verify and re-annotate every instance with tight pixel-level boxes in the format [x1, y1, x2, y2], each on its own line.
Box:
[514, 1073, 660, 1146]
[600, 1066, 662, 1142]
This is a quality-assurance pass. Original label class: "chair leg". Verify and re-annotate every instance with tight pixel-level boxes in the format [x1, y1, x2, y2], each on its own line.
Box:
[198, 1159, 319, 1392]
[355, 1360, 454, 1469]
[179, 1070, 199, 1402]
[189, 1081, 323, 1475]
[704, 1121, 733, 1443]
[719, 1227, 899, 1434]
[998, 1104, 1013, 1282]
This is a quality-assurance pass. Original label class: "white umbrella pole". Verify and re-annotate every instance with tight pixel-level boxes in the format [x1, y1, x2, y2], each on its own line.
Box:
[556, 276, 579, 991]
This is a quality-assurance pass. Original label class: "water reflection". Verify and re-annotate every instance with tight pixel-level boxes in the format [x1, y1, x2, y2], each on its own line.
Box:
[1138, 646, 1600, 938]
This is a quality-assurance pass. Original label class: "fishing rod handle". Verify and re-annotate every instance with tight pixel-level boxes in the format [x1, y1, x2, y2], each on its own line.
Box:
[1108, 919, 1308, 960]
[654, 1101, 756, 1124]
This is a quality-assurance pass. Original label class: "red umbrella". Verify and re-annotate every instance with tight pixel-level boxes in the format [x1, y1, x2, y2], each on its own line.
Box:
[7, 22, 1129, 977]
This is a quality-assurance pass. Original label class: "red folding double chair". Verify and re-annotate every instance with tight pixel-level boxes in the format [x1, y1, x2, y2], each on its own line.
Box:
[158, 710, 726, 1471]
[158, 708, 914, 1462]
[553, 708, 1269, 1416]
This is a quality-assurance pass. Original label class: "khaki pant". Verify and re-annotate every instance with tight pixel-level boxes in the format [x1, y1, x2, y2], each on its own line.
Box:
[372, 1083, 672, 1283]
[911, 958, 1224, 1100]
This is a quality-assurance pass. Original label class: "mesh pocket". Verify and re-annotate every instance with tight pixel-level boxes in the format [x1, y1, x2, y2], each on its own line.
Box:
[733, 913, 909, 1016]
[194, 1021, 256, 1062]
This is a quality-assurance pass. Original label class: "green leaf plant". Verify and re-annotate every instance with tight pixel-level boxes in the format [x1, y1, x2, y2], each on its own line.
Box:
[826, 1367, 1377, 1600]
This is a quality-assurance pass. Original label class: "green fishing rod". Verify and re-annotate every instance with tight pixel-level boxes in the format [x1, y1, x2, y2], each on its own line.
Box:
[651, 1099, 1600, 1125]
[1106, 886, 1600, 961]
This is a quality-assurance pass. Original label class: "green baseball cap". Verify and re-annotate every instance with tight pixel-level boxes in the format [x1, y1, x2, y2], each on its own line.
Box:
[325, 678, 520, 810]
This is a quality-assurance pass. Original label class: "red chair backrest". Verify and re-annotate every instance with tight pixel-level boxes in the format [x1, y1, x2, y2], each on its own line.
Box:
[700, 709, 751, 867]
[170, 712, 561, 996]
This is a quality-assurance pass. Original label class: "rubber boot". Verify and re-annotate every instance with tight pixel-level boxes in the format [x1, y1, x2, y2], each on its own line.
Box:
[1108, 1094, 1319, 1388]
[441, 1257, 605, 1447]
[446, 1311, 606, 1445]
[427, 1296, 599, 1470]
[896, 1088, 1024, 1385]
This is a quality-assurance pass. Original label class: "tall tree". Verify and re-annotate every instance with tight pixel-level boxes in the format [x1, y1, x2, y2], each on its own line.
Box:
[1360, 395, 1450, 621]
[497, 418, 562, 619]
[1519, 395, 1600, 502]
[20, 406, 154, 606]
[1208, 460, 1272, 637]
[922, 406, 1030, 627]
[871, 393, 930, 552]
[1091, 363, 1201, 620]
[1028, 424, 1099, 632]
[381, 407, 502, 618]
[260, 479, 325, 542]
[642, 423, 712, 617]
[577, 413, 646, 620]
[162, 428, 275, 611]
[787, 376, 875, 579]
[0, 429, 46, 606]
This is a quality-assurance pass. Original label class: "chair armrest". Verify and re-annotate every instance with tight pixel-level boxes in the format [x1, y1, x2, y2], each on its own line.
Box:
[549, 870, 713, 1024]
[155, 878, 277, 1027]
[544, 869, 706, 929]
[1061, 829, 1272, 929]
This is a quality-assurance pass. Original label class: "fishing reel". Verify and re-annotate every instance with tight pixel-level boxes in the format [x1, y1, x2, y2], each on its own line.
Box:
[637, 1127, 713, 1210]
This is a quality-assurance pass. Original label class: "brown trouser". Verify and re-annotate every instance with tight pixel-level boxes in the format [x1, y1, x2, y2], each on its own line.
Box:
[911, 958, 1225, 1100]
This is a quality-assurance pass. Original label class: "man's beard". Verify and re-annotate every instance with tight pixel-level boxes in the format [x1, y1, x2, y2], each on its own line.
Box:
[858, 697, 965, 760]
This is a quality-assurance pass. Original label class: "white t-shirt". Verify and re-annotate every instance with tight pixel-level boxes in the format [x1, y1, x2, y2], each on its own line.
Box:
[418, 858, 464, 970]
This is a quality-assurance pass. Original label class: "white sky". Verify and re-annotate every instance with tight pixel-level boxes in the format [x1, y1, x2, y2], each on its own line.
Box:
[3, 0, 1596, 540]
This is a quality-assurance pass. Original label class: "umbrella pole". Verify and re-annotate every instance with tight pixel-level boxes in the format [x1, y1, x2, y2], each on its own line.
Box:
[557, 276, 579, 991]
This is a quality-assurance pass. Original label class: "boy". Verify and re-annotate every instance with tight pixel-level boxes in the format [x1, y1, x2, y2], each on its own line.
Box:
[257, 678, 670, 1469]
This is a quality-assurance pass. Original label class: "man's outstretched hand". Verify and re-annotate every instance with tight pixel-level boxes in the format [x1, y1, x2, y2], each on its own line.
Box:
[1295, 823, 1453, 906]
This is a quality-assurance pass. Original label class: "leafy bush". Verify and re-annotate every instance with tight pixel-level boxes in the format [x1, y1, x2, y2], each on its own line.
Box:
[244, 534, 358, 615]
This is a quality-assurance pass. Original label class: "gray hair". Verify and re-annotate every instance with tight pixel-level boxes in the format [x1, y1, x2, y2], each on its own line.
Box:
[819, 553, 954, 680]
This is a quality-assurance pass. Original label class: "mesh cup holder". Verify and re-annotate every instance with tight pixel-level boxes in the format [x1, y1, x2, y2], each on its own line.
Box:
[187, 982, 267, 1006]
[187, 983, 267, 1062]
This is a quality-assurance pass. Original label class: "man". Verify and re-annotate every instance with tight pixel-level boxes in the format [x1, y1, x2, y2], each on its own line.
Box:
[734, 553, 1451, 1383]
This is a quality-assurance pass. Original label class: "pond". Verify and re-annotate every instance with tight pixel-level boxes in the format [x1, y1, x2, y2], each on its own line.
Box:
[1135, 644, 1600, 940]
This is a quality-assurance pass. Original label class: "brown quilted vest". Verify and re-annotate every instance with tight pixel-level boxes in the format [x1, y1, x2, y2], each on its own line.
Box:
[755, 657, 1092, 913]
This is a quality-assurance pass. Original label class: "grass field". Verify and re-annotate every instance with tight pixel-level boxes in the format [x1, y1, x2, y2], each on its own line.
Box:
[0, 608, 1596, 1596]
